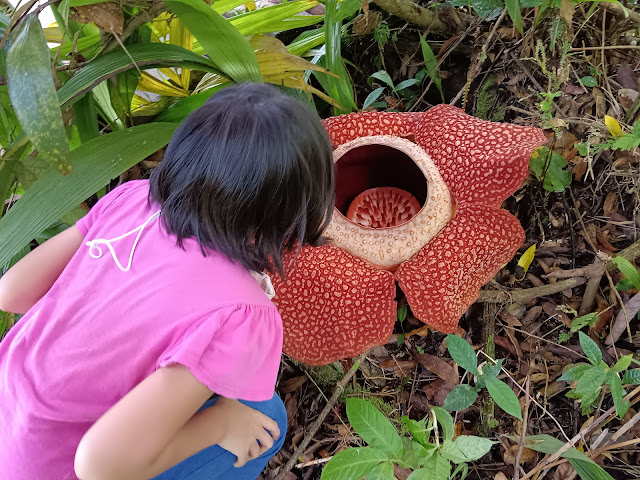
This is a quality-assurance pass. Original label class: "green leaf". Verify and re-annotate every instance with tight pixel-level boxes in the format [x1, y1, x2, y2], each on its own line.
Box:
[484, 377, 522, 420]
[607, 372, 630, 418]
[559, 364, 592, 382]
[570, 312, 599, 332]
[362, 87, 385, 111]
[505, 0, 523, 34]
[446, 335, 478, 374]
[407, 453, 451, 480]
[611, 134, 640, 151]
[569, 458, 616, 480]
[365, 460, 394, 480]
[6, 15, 71, 174]
[229, 0, 322, 36]
[370, 70, 395, 90]
[452, 436, 496, 462]
[581, 75, 597, 87]
[520, 435, 595, 463]
[398, 438, 435, 469]
[322, 0, 356, 113]
[612, 355, 633, 373]
[401, 415, 432, 448]
[440, 439, 468, 464]
[320, 447, 387, 480]
[622, 369, 640, 385]
[418, 35, 444, 102]
[451, 462, 469, 480]
[58, 44, 221, 108]
[611, 257, 640, 291]
[443, 385, 478, 411]
[431, 406, 454, 442]
[0, 123, 177, 267]
[530, 150, 572, 192]
[163, 0, 261, 83]
[346, 398, 403, 458]
[579, 331, 602, 366]
[396, 78, 420, 91]
[575, 368, 606, 401]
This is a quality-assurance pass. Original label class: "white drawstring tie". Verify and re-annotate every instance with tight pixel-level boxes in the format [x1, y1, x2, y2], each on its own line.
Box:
[85, 212, 160, 272]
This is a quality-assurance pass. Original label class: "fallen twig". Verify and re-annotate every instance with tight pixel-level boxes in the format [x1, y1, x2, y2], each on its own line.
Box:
[274, 352, 368, 480]
[513, 376, 531, 480]
[370, 0, 461, 33]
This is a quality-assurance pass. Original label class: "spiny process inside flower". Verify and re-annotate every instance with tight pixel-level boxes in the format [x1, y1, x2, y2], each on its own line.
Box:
[346, 187, 421, 228]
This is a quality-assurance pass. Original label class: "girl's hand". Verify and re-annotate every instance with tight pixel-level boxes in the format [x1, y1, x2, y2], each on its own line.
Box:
[215, 397, 280, 467]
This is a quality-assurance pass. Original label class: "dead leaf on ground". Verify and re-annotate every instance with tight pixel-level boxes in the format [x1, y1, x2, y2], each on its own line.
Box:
[380, 359, 417, 377]
[503, 444, 537, 464]
[422, 377, 455, 406]
[414, 352, 457, 384]
[74, 3, 124, 34]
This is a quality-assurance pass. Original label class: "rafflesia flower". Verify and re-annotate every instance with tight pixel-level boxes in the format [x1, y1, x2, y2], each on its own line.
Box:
[272, 105, 547, 366]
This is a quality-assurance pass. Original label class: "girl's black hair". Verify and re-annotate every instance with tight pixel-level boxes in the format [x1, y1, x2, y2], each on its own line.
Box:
[149, 83, 335, 274]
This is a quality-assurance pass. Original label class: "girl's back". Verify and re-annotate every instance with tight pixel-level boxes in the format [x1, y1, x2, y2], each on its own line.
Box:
[0, 179, 282, 479]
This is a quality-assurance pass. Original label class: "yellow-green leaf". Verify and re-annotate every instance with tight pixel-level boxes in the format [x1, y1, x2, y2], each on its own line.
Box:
[604, 115, 622, 138]
[7, 15, 71, 174]
[517, 244, 536, 277]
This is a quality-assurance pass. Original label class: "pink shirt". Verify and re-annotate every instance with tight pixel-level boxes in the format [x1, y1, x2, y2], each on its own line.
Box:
[0, 180, 283, 480]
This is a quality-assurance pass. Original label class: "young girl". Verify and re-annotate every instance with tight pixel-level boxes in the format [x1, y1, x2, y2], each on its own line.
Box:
[0, 83, 334, 480]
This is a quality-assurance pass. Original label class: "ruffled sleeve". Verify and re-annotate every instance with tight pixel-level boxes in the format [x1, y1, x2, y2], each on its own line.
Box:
[157, 304, 283, 401]
[76, 181, 143, 237]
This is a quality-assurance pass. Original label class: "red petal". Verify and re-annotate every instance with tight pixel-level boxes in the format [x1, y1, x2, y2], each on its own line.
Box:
[272, 245, 396, 366]
[322, 112, 413, 147]
[394, 205, 525, 333]
[413, 105, 547, 207]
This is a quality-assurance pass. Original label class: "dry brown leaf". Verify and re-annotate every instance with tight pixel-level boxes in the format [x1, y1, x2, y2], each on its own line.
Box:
[494, 473, 509, 480]
[281, 375, 307, 395]
[74, 3, 124, 34]
[572, 159, 588, 180]
[603, 192, 619, 216]
[503, 444, 537, 464]
[414, 353, 457, 383]
[616, 64, 638, 91]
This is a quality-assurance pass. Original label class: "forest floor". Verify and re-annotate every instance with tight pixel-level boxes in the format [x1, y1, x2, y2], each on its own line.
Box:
[265, 2, 640, 479]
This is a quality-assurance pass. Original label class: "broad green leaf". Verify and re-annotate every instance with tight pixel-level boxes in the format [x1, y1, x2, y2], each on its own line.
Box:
[58, 44, 221, 108]
[606, 372, 630, 418]
[443, 385, 478, 411]
[529, 149, 572, 192]
[505, 0, 523, 34]
[520, 435, 595, 463]
[397, 303, 408, 322]
[346, 398, 403, 458]
[581, 76, 597, 87]
[0, 123, 177, 267]
[452, 436, 496, 462]
[451, 463, 469, 480]
[611, 355, 633, 373]
[418, 35, 444, 102]
[230, 0, 322, 36]
[365, 460, 394, 480]
[73, 92, 99, 142]
[484, 377, 522, 420]
[446, 335, 477, 374]
[611, 257, 640, 291]
[575, 368, 606, 397]
[477, 358, 504, 386]
[320, 447, 386, 480]
[287, 27, 325, 56]
[164, 0, 261, 83]
[395, 78, 420, 91]
[407, 453, 451, 480]
[398, 438, 435, 469]
[431, 406, 454, 442]
[569, 458, 616, 480]
[439, 440, 468, 464]
[622, 369, 640, 385]
[401, 415, 432, 448]
[370, 70, 395, 90]
[362, 87, 385, 111]
[579, 331, 602, 366]
[6, 15, 70, 174]
[559, 364, 592, 382]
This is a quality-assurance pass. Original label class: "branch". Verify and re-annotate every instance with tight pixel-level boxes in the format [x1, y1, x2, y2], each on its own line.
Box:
[370, 0, 461, 33]
[599, 2, 640, 25]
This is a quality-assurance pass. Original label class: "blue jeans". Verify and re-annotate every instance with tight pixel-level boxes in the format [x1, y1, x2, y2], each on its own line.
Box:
[152, 393, 287, 480]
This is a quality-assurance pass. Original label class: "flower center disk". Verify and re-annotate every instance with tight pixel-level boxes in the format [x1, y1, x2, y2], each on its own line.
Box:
[346, 187, 421, 228]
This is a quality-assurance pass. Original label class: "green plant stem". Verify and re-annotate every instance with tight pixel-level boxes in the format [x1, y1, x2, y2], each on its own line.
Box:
[274, 351, 368, 480]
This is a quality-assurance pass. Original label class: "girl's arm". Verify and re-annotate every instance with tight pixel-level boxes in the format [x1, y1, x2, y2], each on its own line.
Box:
[0, 226, 84, 314]
[74, 364, 280, 480]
